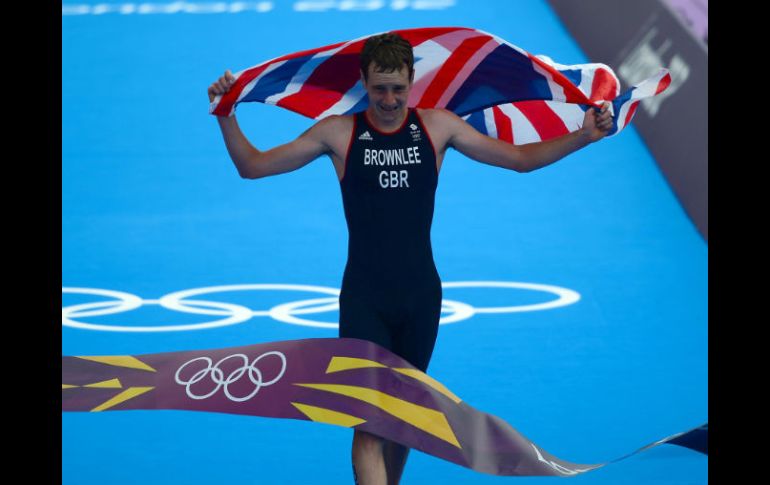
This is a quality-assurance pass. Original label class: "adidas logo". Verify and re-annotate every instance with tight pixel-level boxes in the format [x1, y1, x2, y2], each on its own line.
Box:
[358, 131, 373, 141]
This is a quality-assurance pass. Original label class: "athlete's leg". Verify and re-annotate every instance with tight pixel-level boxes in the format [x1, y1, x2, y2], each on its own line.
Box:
[339, 292, 394, 485]
[381, 283, 442, 484]
[393, 281, 442, 374]
[383, 441, 410, 485]
[352, 430, 386, 485]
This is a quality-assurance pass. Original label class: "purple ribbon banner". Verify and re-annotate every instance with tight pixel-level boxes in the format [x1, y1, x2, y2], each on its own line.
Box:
[62, 338, 706, 476]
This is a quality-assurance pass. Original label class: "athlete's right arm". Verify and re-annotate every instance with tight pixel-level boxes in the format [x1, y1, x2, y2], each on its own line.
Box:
[209, 70, 332, 180]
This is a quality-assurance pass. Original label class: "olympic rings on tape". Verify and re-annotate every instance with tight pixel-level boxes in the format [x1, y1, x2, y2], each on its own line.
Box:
[62, 282, 580, 332]
[174, 351, 287, 402]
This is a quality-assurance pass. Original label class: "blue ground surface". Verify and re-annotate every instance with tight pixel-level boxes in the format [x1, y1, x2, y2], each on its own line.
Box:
[62, 1, 707, 483]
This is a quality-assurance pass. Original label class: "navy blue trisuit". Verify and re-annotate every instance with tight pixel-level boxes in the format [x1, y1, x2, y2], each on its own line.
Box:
[338, 108, 442, 373]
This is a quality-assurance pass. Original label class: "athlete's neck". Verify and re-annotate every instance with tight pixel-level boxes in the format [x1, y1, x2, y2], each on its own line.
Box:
[365, 107, 409, 134]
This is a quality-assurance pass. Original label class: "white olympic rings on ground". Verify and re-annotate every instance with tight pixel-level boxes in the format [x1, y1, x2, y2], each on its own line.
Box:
[174, 351, 287, 402]
[61, 282, 581, 332]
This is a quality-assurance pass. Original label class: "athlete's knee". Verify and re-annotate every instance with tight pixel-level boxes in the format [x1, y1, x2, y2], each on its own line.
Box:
[353, 430, 384, 454]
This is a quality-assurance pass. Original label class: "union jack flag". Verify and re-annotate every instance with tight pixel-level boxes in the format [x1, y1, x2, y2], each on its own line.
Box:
[209, 27, 671, 145]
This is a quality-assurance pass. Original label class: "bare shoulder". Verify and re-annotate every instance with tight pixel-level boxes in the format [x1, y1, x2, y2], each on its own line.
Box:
[317, 113, 354, 127]
[306, 114, 355, 160]
[305, 114, 352, 147]
[416, 108, 463, 150]
[416, 108, 466, 132]
[416, 107, 458, 124]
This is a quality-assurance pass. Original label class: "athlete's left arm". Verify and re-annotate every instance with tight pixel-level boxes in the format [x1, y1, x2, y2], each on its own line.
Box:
[443, 103, 613, 173]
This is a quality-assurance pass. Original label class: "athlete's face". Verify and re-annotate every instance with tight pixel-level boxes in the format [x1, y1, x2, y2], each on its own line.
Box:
[362, 63, 413, 125]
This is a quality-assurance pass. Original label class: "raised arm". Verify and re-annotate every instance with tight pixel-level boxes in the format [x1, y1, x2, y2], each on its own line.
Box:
[437, 103, 613, 173]
[208, 70, 334, 180]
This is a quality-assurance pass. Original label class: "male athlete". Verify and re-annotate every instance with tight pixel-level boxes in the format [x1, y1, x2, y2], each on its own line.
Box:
[208, 33, 613, 485]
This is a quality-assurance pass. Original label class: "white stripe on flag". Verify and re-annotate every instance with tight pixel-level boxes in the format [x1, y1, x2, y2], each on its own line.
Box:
[483, 108, 497, 139]
[615, 99, 636, 132]
[316, 82, 368, 119]
[628, 69, 669, 99]
[476, 28, 528, 57]
[530, 56, 567, 103]
[541, 57, 620, 100]
[265, 42, 353, 105]
[436, 37, 499, 108]
[613, 69, 669, 133]
[543, 101, 586, 133]
[408, 39, 453, 105]
[235, 60, 288, 105]
[498, 103, 540, 145]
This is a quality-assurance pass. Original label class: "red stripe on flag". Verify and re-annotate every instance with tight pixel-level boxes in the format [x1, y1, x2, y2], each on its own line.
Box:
[211, 39, 350, 117]
[418, 34, 491, 108]
[212, 63, 271, 117]
[396, 27, 472, 48]
[624, 101, 639, 128]
[655, 73, 671, 95]
[278, 41, 365, 118]
[590, 68, 617, 103]
[527, 54, 590, 104]
[279, 40, 349, 63]
[492, 106, 513, 144]
[515, 100, 570, 142]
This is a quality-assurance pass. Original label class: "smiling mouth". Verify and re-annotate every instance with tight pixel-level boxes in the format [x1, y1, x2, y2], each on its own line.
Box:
[379, 105, 399, 112]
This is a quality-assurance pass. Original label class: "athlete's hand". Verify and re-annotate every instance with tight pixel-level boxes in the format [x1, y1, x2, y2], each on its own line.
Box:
[580, 101, 614, 143]
[208, 70, 236, 103]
